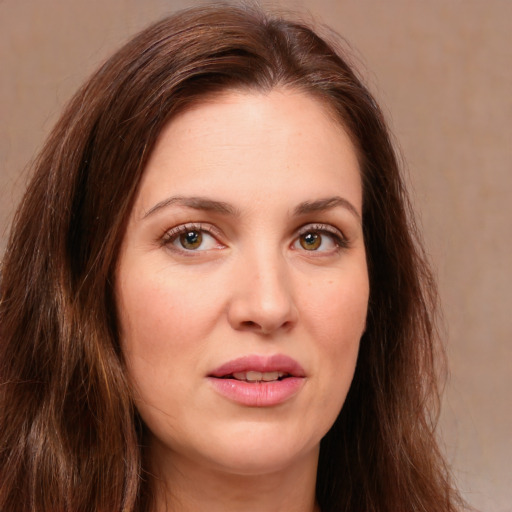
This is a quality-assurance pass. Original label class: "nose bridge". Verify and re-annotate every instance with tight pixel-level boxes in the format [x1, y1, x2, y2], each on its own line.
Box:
[251, 245, 290, 308]
[228, 240, 297, 334]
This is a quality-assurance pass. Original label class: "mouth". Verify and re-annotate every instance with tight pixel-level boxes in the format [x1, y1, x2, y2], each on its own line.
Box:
[208, 354, 305, 406]
[220, 371, 290, 383]
[209, 354, 306, 380]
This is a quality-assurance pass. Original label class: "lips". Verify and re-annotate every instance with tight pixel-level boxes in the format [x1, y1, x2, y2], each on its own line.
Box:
[208, 354, 306, 406]
[209, 354, 306, 379]
[231, 371, 287, 382]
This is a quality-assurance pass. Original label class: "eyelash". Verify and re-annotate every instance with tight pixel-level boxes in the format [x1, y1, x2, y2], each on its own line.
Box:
[295, 223, 349, 252]
[160, 222, 349, 254]
[160, 223, 223, 252]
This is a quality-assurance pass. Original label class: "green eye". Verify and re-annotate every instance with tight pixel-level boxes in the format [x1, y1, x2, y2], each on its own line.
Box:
[299, 232, 321, 250]
[179, 230, 203, 250]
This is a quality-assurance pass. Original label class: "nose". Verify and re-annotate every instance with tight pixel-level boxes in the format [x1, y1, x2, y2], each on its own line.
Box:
[227, 249, 298, 335]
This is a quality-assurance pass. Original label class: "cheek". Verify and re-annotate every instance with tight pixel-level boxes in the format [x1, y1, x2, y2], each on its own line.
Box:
[301, 268, 368, 407]
[116, 273, 188, 397]
[304, 269, 369, 343]
[116, 271, 211, 423]
[117, 267, 220, 351]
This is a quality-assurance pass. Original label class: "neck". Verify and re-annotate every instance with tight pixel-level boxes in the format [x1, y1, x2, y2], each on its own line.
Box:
[150, 445, 320, 512]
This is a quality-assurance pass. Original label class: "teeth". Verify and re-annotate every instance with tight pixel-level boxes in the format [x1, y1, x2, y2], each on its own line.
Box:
[232, 371, 286, 382]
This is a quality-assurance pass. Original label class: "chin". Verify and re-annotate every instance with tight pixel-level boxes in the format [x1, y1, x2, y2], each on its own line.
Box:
[209, 445, 318, 477]
[195, 423, 321, 476]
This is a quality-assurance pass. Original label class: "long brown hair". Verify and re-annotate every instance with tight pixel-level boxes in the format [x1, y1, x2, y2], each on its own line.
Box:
[0, 4, 463, 511]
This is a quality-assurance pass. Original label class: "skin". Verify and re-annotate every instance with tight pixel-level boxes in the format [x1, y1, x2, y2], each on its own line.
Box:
[116, 88, 369, 512]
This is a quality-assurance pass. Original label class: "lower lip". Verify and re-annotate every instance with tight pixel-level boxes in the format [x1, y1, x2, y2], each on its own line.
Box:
[208, 377, 304, 407]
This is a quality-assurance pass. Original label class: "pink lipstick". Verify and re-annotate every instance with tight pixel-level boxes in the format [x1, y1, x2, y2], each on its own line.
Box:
[208, 354, 306, 407]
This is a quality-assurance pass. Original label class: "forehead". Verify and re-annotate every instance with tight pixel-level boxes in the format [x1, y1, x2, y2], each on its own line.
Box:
[134, 88, 362, 216]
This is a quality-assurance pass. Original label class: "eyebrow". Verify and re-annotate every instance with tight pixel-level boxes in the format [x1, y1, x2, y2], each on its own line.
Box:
[143, 194, 361, 222]
[293, 196, 361, 222]
[143, 196, 240, 218]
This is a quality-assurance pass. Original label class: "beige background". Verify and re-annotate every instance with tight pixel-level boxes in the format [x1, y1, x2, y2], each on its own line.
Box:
[1, 1, 511, 510]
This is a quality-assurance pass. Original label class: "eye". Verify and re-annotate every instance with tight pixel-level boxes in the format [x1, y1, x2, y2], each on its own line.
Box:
[293, 225, 347, 253]
[299, 232, 322, 251]
[178, 229, 205, 250]
[162, 224, 224, 252]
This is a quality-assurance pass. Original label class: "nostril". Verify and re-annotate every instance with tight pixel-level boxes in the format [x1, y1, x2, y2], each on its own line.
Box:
[241, 320, 258, 329]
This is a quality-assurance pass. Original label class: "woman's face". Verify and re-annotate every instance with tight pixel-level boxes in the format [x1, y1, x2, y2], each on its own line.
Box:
[116, 89, 369, 477]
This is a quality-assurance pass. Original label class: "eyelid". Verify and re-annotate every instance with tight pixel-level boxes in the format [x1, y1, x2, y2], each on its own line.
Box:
[159, 221, 349, 255]
[292, 223, 350, 253]
[296, 223, 348, 243]
[160, 223, 225, 252]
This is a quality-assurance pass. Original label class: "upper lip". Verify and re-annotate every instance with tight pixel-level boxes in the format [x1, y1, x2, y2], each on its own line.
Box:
[209, 354, 306, 378]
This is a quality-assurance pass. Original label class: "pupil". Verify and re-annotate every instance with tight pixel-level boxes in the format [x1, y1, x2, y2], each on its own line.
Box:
[180, 230, 202, 249]
[300, 232, 321, 250]
[185, 231, 199, 244]
[304, 233, 317, 245]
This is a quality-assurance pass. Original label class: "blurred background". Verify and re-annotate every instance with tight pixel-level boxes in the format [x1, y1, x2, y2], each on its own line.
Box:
[1, 1, 510, 509]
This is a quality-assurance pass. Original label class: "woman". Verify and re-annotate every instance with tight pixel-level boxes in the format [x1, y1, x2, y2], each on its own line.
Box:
[0, 4, 464, 511]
